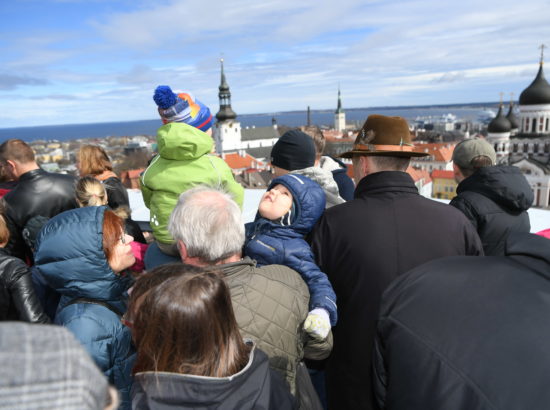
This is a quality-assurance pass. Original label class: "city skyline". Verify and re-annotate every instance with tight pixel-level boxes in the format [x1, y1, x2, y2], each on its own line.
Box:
[1, 0, 549, 128]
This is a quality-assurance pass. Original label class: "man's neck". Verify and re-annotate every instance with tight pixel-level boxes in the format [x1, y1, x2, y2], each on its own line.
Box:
[184, 253, 242, 267]
[15, 162, 40, 179]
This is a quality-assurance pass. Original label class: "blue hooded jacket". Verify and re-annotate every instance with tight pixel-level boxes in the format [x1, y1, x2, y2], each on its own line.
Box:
[34, 206, 135, 410]
[245, 174, 337, 325]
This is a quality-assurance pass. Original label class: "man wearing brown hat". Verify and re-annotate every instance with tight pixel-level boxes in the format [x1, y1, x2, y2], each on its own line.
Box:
[310, 114, 483, 410]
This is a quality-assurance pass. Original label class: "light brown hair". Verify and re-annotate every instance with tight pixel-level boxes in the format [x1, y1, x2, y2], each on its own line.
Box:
[76, 176, 108, 207]
[102, 209, 124, 264]
[302, 126, 325, 159]
[77, 145, 113, 176]
[0, 199, 10, 246]
[130, 265, 250, 377]
[0, 139, 35, 164]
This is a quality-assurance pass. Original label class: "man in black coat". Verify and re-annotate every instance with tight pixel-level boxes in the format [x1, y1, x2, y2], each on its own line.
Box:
[0, 139, 77, 262]
[450, 138, 533, 255]
[310, 115, 483, 410]
[373, 232, 550, 410]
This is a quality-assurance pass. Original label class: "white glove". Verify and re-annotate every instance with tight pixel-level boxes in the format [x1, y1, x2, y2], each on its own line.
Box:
[304, 308, 331, 340]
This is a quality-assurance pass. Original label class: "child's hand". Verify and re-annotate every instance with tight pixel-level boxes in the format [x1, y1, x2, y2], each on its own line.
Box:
[304, 308, 331, 340]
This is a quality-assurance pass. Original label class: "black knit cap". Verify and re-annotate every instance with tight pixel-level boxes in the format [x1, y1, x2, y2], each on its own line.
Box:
[270, 130, 316, 171]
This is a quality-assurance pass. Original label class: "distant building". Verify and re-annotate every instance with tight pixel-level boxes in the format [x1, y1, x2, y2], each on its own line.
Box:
[410, 142, 455, 172]
[508, 48, 550, 207]
[407, 166, 433, 198]
[486, 102, 512, 164]
[212, 59, 279, 160]
[334, 87, 346, 132]
[431, 169, 457, 200]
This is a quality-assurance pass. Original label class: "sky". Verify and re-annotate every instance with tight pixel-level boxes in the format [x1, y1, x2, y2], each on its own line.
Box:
[1, 0, 549, 128]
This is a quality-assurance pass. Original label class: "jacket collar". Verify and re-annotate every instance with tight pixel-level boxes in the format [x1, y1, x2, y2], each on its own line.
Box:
[18, 168, 44, 182]
[219, 257, 256, 276]
[354, 171, 418, 198]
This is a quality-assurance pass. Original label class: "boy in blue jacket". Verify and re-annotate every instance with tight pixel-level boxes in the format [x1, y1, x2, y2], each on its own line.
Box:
[245, 173, 337, 340]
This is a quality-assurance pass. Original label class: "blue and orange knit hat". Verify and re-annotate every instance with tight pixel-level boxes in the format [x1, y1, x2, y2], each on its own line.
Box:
[153, 85, 213, 132]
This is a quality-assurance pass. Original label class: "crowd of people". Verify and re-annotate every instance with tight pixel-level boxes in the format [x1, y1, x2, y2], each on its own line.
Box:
[0, 85, 549, 410]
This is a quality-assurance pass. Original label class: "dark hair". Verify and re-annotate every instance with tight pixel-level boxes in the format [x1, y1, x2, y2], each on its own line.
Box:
[367, 155, 410, 171]
[0, 139, 35, 164]
[102, 209, 124, 264]
[130, 264, 250, 377]
[459, 155, 494, 178]
[77, 145, 113, 176]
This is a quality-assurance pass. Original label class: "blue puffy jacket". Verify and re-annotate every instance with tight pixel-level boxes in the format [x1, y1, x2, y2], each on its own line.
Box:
[34, 206, 135, 410]
[245, 174, 338, 325]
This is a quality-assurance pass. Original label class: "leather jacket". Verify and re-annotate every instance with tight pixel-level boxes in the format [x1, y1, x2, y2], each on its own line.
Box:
[0, 248, 49, 323]
[3, 168, 77, 261]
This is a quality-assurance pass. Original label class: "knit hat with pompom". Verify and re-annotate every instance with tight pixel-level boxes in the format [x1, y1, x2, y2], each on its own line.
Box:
[153, 85, 213, 132]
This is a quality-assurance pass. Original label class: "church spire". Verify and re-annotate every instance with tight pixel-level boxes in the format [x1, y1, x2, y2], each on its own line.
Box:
[216, 58, 237, 122]
[335, 86, 344, 114]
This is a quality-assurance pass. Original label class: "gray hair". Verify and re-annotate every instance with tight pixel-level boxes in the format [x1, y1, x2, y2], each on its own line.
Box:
[168, 186, 245, 264]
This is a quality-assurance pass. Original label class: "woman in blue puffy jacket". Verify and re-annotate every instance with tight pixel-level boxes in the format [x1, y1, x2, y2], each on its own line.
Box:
[34, 206, 136, 410]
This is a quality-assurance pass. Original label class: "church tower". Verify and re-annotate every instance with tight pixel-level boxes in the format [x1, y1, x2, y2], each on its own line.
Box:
[334, 87, 346, 132]
[486, 94, 511, 164]
[212, 58, 241, 154]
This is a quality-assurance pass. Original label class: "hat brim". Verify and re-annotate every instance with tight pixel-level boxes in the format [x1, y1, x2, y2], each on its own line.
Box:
[339, 149, 430, 159]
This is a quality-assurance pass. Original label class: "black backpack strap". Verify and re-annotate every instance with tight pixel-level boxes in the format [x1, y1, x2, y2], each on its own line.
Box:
[65, 297, 123, 317]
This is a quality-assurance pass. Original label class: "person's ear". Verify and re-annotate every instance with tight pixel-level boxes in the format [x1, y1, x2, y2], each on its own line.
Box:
[103, 386, 119, 410]
[177, 240, 188, 262]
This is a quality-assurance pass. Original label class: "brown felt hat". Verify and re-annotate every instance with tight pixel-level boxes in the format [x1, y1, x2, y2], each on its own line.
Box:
[339, 114, 429, 158]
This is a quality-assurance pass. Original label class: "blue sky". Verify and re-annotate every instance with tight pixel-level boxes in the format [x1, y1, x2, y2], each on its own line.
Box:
[1, 0, 549, 128]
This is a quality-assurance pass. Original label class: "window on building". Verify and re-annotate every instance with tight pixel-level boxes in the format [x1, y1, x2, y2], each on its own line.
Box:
[525, 118, 530, 132]
[534, 144, 539, 153]
[540, 117, 544, 132]
[513, 143, 518, 152]
[532, 118, 538, 133]
[524, 143, 529, 152]
[546, 118, 549, 132]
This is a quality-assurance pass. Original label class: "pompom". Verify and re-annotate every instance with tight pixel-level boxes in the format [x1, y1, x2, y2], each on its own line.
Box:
[153, 85, 177, 109]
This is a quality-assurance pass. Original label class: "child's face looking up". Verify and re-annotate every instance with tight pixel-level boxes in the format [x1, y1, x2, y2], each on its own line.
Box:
[258, 184, 293, 220]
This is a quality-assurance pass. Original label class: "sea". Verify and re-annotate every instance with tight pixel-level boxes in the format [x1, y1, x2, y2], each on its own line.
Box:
[0, 103, 498, 143]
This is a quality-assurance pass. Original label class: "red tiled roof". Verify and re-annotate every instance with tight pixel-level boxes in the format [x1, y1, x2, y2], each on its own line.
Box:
[223, 152, 265, 170]
[407, 166, 432, 183]
[431, 169, 455, 179]
[413, 143, 456, 162]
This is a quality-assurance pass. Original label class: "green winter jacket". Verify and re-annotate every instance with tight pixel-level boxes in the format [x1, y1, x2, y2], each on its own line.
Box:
[140, 123, 244, 244]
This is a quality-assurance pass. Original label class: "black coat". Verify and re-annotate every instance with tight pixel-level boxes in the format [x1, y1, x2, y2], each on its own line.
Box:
[374, 233, 550, 410]
[132, 346, 295, 410]
[4, 169, 78, 261]
[450, 165, 533, 255]
[310, 171, 483, 410]
[0, 248, 49, 323]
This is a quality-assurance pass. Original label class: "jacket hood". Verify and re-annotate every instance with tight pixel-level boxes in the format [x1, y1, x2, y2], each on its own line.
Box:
[157, 122, 213, 161]
[34, 206, 129, 301]
[457, 165, 534, 212]
[291, 166, 344, 207]
[133, 345, 276, 410]
[258, 173, 326, 235]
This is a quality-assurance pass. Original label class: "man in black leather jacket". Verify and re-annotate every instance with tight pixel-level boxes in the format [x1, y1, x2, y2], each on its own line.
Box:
[0, 139, 77, 262]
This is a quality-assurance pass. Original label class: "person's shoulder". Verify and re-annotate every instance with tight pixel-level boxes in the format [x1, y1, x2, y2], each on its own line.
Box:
[253, 264, 309, 292]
